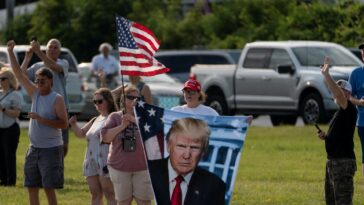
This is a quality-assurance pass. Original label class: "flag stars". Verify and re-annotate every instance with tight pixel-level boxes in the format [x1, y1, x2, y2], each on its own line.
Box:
[148, 108, 156, 117]
[137, 101, 145, 108]
[144, 123, 151, 132]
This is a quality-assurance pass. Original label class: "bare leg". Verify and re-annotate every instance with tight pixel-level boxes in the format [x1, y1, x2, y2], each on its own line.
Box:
[117, 198, 132, 205]
[99, 175, 116, 205]
[44, 188, 57, 205]
[28, 187, 40, 205]
[86, 176, 104, 205]
[135, 198, 151, 205]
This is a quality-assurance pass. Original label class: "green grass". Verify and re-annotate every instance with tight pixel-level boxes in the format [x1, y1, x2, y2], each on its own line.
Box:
[0, 126, 363, 204]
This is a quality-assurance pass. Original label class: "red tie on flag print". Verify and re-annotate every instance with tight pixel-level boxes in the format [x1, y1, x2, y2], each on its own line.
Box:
[115, 15, 170, 76]
[171, 176, 184, 205]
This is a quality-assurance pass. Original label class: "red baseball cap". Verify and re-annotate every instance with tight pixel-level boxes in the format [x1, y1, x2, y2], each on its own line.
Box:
[183, 79, 201, 91]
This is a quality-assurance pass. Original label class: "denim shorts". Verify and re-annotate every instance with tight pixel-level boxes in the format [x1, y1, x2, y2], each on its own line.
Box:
[24, 145, 64, 188]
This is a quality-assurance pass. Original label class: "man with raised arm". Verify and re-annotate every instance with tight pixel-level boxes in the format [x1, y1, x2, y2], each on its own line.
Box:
[7, 40, 68, 205]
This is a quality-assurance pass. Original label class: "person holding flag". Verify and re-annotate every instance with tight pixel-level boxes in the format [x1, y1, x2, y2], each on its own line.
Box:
[101, 85, 153, 205]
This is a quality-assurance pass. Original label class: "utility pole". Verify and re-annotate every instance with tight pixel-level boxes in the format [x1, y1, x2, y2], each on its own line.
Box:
[6, 0, 15, 25]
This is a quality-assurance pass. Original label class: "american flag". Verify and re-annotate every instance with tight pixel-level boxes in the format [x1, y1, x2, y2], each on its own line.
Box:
[116, 15, 170, 76]
[134, 102, 250, 205]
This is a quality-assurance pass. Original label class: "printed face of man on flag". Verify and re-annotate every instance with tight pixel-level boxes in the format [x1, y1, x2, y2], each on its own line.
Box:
[167, 127, 204, 176]
[135, 102, 249, 205]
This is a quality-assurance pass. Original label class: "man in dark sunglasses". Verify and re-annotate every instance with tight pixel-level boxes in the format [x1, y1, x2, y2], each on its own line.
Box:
[7, 40, 68, 205]
[20, 38, 71, 157]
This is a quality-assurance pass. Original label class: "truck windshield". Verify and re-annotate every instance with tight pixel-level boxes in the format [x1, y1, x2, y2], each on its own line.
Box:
[292, 47, 361, 67]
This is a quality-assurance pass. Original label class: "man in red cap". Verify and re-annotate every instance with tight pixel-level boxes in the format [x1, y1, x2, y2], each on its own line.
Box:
[171, 78, 219, 116]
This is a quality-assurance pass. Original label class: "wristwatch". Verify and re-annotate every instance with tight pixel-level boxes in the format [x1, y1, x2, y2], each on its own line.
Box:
[2, 108, 5, 112]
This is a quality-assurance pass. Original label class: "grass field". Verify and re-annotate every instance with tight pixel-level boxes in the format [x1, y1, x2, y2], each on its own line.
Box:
[0, 125, 363, 205]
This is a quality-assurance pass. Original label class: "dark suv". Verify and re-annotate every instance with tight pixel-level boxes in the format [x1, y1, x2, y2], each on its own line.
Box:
[155, 49, 240, 82]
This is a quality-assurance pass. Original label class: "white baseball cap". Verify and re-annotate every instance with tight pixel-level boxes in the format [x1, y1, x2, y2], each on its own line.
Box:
[337, 80, 352, 93]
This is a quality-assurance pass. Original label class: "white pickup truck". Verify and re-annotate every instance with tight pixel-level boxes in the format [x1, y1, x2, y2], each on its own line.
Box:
[190, 41, 363, 125]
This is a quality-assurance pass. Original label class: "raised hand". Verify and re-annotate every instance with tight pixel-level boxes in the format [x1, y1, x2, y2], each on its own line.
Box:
[69, 115, 78, 125]
[7, 40, 15, 52]
[30, 40, 41, 53]
[320, 56, 330, 75]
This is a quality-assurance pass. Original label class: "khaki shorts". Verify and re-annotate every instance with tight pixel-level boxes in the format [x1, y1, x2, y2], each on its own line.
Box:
[108, 166, 153, 201]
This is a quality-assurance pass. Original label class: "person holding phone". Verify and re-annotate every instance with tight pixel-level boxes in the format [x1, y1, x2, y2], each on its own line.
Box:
[317, 57, 357, 205]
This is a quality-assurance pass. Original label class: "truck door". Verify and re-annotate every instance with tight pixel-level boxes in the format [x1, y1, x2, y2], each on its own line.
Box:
[235, 48, 296, 110]
[266, 49, 297, 110]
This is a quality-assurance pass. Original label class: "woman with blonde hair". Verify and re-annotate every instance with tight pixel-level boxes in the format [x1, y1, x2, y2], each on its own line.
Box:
[112, 75, 153, 106]
[101, 85, 153, 205]
[0, 67, 22, 186]
[69, 88, 117, 205]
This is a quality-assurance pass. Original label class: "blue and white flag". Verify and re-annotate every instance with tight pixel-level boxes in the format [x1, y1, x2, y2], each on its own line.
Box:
[135, 102, 250, 205]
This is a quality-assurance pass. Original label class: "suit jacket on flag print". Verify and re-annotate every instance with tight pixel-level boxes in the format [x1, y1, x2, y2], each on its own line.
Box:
[148, 158, 226, 205]
[134, 101, 250, 205]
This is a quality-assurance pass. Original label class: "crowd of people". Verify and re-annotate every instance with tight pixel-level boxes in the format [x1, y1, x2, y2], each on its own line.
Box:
[2, 38, 364, 205]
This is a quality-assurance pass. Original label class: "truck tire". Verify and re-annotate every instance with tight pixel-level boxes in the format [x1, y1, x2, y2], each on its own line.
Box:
[205, 92, 229, 115]
[270, 115, 297, 126]
[300, 93, 327, 124]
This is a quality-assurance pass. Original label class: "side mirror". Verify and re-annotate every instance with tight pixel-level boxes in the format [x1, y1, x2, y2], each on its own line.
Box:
[277, 65, 294, 74]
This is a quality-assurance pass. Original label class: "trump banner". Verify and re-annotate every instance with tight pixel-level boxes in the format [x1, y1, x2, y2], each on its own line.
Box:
[134, 102, 250, 205]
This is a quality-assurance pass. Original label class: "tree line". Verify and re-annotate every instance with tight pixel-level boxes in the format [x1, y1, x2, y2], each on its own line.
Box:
[1, 0, 363, 62]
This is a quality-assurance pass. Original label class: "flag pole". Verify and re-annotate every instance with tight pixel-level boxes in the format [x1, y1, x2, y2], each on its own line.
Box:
[115, 14, 127, 114]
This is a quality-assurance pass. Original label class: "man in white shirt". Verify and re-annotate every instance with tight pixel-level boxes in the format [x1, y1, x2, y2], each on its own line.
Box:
[91, 42, 119, 89]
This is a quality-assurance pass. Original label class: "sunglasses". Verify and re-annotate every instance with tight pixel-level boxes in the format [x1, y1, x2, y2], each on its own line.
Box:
[93, 99, 104, 105]
[0, 77, 8, 81]
[34, 79, 47, 84]
[126, 95, 141, 101]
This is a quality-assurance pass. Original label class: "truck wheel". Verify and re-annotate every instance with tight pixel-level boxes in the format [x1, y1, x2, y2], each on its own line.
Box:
[300, 93, 327, 124]
[270, 115, 297, 126]
[206, 93, 228, 115]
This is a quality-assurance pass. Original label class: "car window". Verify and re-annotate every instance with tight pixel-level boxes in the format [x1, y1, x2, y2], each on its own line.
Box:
[292, 46, 361, 67]
[227, 51, 241, 64]
[348, 48, 362, 61]
[243, 48, 272, 68]
[268, 49, 293, 69]
[0, 52, 7, 63]
[156, 55, 200, 73]
[199, 55, 230, 64]
[17, 51, 78, 73]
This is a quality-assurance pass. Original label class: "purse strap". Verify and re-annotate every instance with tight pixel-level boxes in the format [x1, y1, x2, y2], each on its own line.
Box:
[0, 90, 14, 102]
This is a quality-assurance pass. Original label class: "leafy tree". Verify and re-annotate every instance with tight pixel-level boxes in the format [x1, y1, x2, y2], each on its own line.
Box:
[2, 14, 32, 44]
[2, 0, 364, 61]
